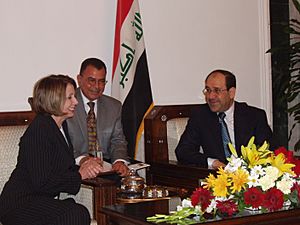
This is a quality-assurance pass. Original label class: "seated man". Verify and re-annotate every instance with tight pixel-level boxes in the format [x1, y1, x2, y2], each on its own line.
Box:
[175, 69, 276, 170]
[67, 58, 130, 178]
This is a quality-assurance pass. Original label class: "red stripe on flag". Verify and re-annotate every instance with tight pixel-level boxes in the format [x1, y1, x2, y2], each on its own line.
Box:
[112, 0, 134, 80]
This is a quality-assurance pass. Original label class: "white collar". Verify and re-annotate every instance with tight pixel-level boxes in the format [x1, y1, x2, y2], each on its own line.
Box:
[222, 102, 235, 121]
[79, 89, 97, 113]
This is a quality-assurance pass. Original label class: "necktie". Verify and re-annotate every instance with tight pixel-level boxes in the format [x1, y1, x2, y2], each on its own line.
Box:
[218, 112, 231, 158]
[87, 102, 97, 153]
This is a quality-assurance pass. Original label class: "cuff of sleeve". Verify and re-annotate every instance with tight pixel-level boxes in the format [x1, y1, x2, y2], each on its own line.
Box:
[75, 155, 86, 166]
[113, 159, 129, 166]
[207, 158, 217, 169]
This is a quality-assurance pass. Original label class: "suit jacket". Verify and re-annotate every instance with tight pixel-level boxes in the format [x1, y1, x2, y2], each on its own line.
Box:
[175, 102, 275, 167]
[0, 114, 81, 218]
[67, 89, 129, 163]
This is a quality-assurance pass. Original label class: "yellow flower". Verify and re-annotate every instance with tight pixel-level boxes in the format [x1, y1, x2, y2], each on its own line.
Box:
[241, 137, 272, 168]
[212, 168, 231, 197]
[230, 168, 249, 193]
[271, 153, 295, 176]
[203, 173, 216, 190]
[228, 143, 238, 157]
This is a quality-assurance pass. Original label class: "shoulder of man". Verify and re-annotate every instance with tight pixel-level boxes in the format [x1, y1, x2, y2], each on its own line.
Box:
[98, 94, 122, 107]
[235, 101, 266, 115]
[191, 103, 213, 117]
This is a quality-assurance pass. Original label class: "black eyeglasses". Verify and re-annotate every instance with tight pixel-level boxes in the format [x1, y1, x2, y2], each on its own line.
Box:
[202, 88, 228, 95]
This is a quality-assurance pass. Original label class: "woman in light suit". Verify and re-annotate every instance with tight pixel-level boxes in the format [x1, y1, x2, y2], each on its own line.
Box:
[0, 75, 102, 225]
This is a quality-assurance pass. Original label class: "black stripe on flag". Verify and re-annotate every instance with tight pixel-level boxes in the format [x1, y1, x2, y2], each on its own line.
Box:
[122, 50, 153, 158]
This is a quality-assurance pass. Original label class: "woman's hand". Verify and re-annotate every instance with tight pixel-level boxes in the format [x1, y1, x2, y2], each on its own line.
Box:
[79, 157, 103, 179]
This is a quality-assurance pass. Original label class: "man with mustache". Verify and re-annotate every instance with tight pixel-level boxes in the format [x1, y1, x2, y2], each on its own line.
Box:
[67, 58, 130, 178]
[175, 69, 276, 170]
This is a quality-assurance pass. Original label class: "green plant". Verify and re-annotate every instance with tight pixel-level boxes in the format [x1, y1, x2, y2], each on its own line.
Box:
[268, 0, 300, 150]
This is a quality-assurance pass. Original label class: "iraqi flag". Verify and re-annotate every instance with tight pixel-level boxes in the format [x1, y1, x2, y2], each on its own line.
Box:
[112, 0, 153, 159]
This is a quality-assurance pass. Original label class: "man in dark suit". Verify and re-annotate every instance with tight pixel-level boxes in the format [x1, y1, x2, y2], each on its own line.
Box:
[67, 58, 130, 177]
[175, 69, 275, 170]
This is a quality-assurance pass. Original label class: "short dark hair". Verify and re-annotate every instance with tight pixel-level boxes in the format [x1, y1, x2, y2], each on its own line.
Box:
[32, 75, 76, 116]
[79, 58, 107, 75]
[206, 69, 236, 89]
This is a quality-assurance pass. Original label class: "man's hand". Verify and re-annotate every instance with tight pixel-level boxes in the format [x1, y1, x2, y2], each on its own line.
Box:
[112, 161, 129, 177]
[212, 159, 226, 170]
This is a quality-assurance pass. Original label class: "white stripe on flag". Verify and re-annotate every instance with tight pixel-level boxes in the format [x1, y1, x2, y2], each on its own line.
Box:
[112, 0, 145, 104]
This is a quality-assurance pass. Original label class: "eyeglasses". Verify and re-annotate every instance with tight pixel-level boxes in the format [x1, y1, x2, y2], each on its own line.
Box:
[87, 77, 108, 86]
[202, 88, 228, 95]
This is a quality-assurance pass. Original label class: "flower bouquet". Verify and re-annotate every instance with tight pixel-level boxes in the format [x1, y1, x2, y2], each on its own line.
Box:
[147, 137, 300, 224]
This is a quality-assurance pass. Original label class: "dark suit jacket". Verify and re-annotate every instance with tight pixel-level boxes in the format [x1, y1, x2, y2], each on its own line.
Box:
[0, 114, 82, 219]
[67, 89, 129, 163]
[175, 102, 275, 167]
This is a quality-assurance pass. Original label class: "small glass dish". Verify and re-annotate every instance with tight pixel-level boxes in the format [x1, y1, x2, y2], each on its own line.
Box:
[142, 185, 169, 199]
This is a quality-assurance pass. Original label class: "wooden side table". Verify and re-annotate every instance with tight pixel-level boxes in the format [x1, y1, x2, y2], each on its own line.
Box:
[83, 177, 117, 225]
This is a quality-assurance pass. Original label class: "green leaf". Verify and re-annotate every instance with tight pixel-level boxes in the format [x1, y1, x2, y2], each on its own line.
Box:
[292, 0, 300, 15]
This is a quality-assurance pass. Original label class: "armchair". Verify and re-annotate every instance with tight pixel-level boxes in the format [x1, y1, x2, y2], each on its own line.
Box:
[0, 111, 116, 225]
[144, 105, 215, 193]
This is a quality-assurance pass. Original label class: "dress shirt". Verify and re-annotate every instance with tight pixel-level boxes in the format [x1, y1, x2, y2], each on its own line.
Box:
[207, 102, 235, 168]
[75, 90, 127, 166]
[60, 127, 69, 146]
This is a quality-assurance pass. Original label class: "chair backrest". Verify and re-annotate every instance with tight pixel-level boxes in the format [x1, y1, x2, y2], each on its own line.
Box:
[0, 111, 35, 193]
[144, 104, 199, 163]
[144, 104, 216, 193]
[166, 118, 189, 161]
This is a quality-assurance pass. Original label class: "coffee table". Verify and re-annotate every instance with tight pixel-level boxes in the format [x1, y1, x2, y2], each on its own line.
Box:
[100, 197, 300, 225]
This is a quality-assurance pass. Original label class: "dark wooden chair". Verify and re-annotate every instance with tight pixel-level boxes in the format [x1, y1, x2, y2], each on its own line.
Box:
[0, 111, 116, 225]
[144, 105, 215, 194]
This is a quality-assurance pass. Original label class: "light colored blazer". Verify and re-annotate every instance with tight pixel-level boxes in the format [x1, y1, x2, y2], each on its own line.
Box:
[67, 88, 129, 163]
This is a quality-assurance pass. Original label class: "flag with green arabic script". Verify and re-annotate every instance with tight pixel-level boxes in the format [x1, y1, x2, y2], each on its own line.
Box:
[112, 0, 153, 159]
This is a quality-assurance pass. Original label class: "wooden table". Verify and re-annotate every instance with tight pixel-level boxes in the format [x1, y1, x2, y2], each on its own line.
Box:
[100, 198, 300, 225]
[82, 177, 117, 225]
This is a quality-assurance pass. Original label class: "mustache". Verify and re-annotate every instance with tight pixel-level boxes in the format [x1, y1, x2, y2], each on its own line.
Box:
[89, 88, 101, 93]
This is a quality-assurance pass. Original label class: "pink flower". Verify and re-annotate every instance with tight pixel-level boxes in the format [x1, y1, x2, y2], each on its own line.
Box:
[244, 187, 264, 208]
[191, 187, 214, 211]
[263, 187, 284, 211]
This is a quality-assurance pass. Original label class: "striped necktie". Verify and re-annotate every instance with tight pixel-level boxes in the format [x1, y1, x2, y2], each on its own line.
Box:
[87, 101, 97, 153]
[218, 112, 231, 158]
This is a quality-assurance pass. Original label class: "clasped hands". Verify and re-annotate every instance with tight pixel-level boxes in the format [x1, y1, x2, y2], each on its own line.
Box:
[79, 156, 129, 179]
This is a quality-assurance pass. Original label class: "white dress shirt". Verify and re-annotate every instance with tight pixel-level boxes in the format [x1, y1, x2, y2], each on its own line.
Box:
[207, 102, 235, 168]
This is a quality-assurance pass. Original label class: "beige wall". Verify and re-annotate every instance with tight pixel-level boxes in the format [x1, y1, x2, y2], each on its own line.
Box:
[0, 0, 272, 125]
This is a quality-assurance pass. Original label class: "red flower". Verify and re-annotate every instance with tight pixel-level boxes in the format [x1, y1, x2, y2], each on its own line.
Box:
[274, 147, 294, 163]
[263, 187, 284, 211]
[244, 187, 264, 208]
[291, 182, 300, 200]
[191, 187, 214, 211]
[292, 159, 300, 177]
[216, 199, 238, 217]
